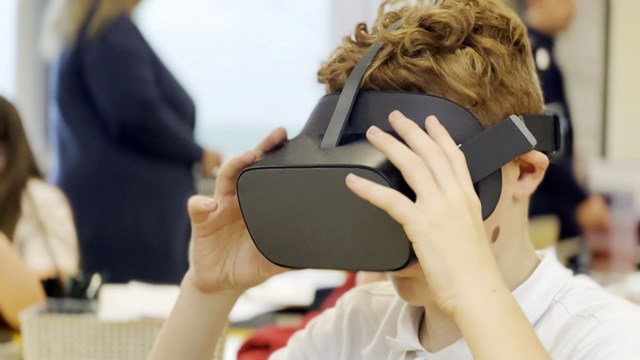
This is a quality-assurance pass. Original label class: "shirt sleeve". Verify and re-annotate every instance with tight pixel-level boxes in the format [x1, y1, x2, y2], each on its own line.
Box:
[269, 306, 343, 360]
[81, 17, 202, 164]
[26, 180, 80, 276]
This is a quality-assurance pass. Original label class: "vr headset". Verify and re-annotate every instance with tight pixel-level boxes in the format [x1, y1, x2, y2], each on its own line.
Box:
[237, 22, 563, 272]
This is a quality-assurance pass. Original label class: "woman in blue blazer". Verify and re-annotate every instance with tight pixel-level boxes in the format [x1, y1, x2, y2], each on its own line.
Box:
[46, 0, 221, 283]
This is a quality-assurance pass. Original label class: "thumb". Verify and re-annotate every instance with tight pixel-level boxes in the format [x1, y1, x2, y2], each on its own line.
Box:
[187, 195, 218, 225]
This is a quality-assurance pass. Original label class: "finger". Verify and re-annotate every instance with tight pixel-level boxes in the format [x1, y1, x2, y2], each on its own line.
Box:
[366, 125, 436, 199]
[214, 151, 257, 196]
[345, 173, 416, 225]
[254, 127, 288, 158]
[389, 111, 461, 196]
[213, 153, 223, 167]
[188, 195, 219, 225]
[424, 115, 476, 196]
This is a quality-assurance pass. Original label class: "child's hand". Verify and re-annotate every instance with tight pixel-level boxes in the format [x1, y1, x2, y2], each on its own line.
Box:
[201, 149, 223, 177]
[346, 110, 505, 315]
[187, 128, 289, 295]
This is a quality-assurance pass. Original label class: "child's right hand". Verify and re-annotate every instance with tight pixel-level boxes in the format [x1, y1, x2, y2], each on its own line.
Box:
[186, 128, 288, 295]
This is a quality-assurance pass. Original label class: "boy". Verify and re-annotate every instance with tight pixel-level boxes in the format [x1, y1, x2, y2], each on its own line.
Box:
[151, 0, 640, 358]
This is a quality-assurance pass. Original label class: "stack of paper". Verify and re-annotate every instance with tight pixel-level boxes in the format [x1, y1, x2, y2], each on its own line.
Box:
[97, 270, 347, 323]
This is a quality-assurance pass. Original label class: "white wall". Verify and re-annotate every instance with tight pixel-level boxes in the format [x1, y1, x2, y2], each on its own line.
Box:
[328, 0, 379, 48]
[606, 0, 640, 160]
[135, 0, 383, 157]
[555, 0, 607, 161]
[135, 0, 332, 155]
[583, 0, 640, 216]
[14, 0, 48, 170]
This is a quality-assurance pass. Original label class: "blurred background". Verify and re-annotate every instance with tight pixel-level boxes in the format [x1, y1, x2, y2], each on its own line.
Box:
[1, 0, 640, 359]
[1, 0, 639, 201]
[2, 0, 383, 166]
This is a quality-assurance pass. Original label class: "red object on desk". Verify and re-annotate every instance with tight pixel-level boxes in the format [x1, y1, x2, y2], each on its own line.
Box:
[237, 272, 357, 360]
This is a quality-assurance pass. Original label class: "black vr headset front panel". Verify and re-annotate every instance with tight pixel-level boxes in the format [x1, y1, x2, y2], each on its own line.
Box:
[238, 166, 412, 271]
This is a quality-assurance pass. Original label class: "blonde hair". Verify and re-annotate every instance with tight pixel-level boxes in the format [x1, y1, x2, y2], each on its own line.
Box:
[41, 0, 132, 60]
[317, 0, 543, 127]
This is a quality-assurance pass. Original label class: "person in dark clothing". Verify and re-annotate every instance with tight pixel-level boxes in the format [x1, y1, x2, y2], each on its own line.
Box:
[44, 0, 222, 283]
[523, 0, 611, 240]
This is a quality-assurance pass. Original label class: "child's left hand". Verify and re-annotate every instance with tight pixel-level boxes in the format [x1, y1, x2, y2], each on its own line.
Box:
[345, 110, 507, 315]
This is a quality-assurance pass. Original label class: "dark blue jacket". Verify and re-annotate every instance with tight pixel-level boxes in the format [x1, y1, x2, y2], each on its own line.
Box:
[50, 13, 202, 283]
[527, 27, 588, 239]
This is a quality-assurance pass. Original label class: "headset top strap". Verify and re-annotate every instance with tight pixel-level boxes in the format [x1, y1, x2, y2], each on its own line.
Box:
[321, 20, 404, 149]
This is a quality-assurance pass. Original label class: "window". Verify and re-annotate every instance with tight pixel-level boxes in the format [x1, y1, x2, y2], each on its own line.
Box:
[135, 0, 332, 155]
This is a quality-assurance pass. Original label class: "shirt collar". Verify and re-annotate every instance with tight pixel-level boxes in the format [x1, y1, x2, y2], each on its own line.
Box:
[386, 304, 425, 354]
[386, 249, 572, 354]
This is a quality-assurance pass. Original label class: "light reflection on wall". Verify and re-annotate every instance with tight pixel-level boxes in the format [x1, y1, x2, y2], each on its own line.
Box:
[135, 0, 331, 156]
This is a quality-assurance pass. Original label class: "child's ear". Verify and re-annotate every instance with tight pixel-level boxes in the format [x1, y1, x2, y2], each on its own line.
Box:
[512, 150, 549, 201]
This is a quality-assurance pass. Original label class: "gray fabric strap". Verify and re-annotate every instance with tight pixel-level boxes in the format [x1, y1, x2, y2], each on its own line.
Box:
[460, 115, 537, 183]
[321, 20, 404, 149]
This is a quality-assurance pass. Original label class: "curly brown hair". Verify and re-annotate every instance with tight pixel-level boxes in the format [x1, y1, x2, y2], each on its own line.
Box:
[317, 0, 543, 127]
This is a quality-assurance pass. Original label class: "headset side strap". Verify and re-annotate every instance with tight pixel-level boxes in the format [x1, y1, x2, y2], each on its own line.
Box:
[460, 115, 537, 183]
[522, 113, 565, 161]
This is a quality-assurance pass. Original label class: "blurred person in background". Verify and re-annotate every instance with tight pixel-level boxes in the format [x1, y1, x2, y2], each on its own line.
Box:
[0, 96, 79, 329]
[41, 0, 223, 284]
[521, 0, 612, 245]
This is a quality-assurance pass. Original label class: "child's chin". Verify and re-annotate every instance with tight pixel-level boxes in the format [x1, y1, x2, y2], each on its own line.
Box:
[389, 270, 432, 307]
[393, 282, 433, 307]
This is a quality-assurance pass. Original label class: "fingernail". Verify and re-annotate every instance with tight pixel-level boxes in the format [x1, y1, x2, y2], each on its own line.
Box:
[427, 115, 440, 125]
[368, 126, 382, 136]
[390, 110, 403, 120]
[346, 173, 360, 184]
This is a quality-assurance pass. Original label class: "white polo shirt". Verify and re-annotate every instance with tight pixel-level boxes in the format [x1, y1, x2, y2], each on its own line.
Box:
[271, 251, 640, 359]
